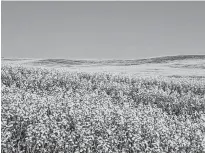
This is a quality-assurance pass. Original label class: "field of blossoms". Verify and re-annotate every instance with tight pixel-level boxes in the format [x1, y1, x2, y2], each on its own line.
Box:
[1, 64, 205, 153]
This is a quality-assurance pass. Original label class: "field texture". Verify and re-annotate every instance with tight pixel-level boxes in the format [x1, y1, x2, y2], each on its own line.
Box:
[2, 55, 205, 78]
[1, 56, 205, 153]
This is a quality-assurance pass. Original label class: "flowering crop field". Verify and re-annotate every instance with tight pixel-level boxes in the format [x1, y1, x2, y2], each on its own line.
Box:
[1, 64, 205, 153]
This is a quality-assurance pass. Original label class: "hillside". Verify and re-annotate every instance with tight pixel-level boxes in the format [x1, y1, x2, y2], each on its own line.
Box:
[2, 55, 205, 66]
[2, 55, 205, 78]
[2, 56, 205, 152]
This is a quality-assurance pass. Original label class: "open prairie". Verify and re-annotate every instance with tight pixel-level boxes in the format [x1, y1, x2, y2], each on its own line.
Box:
[2, 55, 205, 77]
[1, 55, 205, 152]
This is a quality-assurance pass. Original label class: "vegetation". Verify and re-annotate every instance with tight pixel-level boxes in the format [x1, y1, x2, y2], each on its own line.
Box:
[1, 64, 205, 153]
[2, 55, 205, 67]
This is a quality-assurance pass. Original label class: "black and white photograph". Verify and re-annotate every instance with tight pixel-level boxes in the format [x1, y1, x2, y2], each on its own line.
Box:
[1, 1, 205, 152]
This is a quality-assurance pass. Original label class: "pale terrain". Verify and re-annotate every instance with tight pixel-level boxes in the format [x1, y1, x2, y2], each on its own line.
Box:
[2, 55, 205, 77]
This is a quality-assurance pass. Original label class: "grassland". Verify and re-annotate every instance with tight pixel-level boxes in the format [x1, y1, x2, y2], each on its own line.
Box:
[1, 55, 205, 152]
[2, 55, 205, 77]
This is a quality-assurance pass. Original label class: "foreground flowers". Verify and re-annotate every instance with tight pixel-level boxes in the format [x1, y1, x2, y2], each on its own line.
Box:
[1, 65, 205, 153]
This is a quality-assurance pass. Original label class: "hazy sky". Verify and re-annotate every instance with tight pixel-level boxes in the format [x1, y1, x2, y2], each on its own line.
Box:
[2, 2, 205, 59]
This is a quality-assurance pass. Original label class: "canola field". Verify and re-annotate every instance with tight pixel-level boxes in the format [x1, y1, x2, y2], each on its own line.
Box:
[1, 64, 205, 153]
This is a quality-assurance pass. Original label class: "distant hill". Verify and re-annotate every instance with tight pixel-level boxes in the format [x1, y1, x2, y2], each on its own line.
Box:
[2, 55, 205, 67]
[140, 55, 205, 64]
[2, 55, 205, 78]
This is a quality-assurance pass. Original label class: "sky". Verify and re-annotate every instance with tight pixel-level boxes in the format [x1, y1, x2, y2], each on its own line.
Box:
[1, 1, 205, 59]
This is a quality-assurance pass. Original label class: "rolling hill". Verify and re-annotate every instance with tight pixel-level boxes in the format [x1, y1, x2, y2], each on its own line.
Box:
[2, 55, 205, 78]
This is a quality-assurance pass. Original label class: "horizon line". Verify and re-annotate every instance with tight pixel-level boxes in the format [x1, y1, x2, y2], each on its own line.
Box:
[2, 54, 205, 61]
